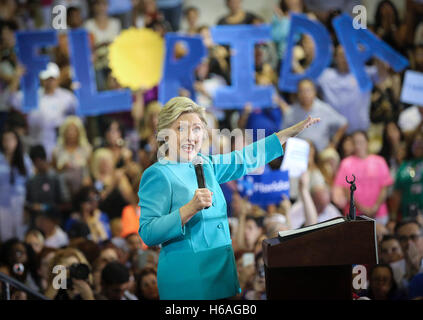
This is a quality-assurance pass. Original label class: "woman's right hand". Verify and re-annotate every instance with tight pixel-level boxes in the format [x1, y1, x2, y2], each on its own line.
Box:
[190, 188, 213, 212]
[180, 189, 213, 226]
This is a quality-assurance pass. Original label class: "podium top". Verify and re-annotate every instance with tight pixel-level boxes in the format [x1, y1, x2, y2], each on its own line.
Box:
[278, 217, 345, 240]
[262, 216, 378, 268]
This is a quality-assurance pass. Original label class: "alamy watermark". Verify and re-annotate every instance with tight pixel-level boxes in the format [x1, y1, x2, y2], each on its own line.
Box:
[156, 124, 268, 169]
[52, 5, 67, 30]
[52, 265, 67, 289]
[51, 263, 368, 291]
[353, 5, 367, 30]
[50, 4, 369, 30]
[352, 264, 367, 290]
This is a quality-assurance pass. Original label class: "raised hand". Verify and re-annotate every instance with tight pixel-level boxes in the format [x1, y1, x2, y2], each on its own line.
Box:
[278, 194, 291, 216]
[276, 116, 320, 145]
[244, 102, 253, 114]
[298, 170, 311, 192]
[274, 5, 284, 18]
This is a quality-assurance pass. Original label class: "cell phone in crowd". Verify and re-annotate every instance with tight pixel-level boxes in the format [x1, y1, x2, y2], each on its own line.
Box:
[242, 253, 255, 267]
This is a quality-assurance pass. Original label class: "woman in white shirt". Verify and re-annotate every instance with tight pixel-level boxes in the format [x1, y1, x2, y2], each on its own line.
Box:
[84, 0, 121, 46]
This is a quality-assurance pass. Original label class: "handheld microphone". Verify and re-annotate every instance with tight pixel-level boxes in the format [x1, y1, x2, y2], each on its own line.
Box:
[193, 157, 210, 209]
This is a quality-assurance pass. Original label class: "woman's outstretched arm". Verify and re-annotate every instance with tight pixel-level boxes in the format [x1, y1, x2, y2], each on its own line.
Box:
[210, 116, 321, 184]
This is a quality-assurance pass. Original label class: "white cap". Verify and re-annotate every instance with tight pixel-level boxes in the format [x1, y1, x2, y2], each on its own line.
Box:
[39, 62, 60, 80]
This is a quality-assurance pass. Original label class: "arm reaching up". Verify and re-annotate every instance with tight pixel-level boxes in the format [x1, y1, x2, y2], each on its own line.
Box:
[298, 171, 318, 227]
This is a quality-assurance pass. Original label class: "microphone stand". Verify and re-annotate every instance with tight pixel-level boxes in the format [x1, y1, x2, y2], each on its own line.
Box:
[346, 174, 356, 221]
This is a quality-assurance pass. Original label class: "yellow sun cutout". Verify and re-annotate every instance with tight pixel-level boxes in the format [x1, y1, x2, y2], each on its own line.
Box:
[108, 28, 164, 90]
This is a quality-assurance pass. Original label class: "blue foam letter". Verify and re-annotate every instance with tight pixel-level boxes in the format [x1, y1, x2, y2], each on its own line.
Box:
[211, 25, 274, 109]
[333, 14, 409, 92]
[158, 33, 206, 104]
[15, 30, 58, 112]
[68, 29, 132, 116]
[279, 14, 332, 92]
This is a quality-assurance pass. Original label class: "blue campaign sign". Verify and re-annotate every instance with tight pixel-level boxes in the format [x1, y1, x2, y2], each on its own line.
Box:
[158, 33, 206, 104]
[238, 167, 289, 208]
[68, 29, 132, 116]
[279, 13, 332, 92]
[15, 16, 410, 115]
[333, 14, 409, 92]
[400, 70, 423, 106]
[210, 25, 274, 109]
[15, 30, 58, 112]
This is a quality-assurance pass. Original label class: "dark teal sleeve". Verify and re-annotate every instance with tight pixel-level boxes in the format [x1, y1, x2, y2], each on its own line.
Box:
[209, 133, 284, 184]
[138, 166, 185, 246]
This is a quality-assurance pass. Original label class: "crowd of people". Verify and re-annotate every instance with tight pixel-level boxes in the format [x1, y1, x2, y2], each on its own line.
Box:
[0, 0, 423, 300]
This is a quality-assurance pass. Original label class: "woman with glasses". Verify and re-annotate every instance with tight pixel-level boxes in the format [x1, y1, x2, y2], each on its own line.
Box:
[361, 264, 406, 300]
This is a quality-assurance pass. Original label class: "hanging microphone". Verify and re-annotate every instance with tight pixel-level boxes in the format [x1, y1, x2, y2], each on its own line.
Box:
[193, 156, 210, 209]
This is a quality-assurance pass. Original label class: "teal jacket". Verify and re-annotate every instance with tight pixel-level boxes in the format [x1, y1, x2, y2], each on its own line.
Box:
[138, 133, 284, 299]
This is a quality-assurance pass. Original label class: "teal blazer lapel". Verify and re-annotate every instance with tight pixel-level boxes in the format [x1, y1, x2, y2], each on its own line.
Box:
[161, 164, 193, 189]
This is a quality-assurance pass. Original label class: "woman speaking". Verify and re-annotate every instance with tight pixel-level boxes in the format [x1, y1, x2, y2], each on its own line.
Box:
[138, 97, 320, 300]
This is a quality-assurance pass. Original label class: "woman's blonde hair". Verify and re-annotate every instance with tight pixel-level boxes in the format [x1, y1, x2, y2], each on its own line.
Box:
[57, 116, 90, 149]
[157, 97, 207, 146]
[47, 248, 92, 286]
[90, 147, 115, 179]
[319, 147, 340, 166]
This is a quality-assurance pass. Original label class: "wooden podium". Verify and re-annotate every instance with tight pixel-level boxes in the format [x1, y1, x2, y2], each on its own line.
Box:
[262, 216, 378, 300]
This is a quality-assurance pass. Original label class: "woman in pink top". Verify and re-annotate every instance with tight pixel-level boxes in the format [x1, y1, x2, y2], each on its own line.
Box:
[332, 131, 393, 225]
